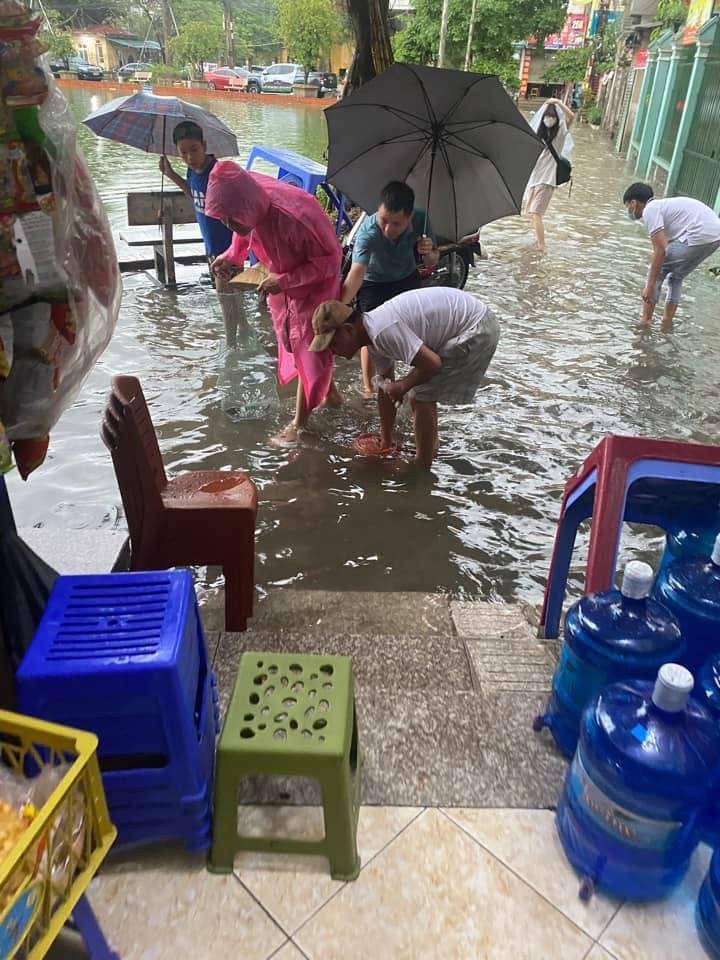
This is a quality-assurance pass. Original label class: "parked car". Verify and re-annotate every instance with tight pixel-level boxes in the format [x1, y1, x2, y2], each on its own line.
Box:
[117, 61, 155, 79]
[68, 57, 104, 80]
[49, 56, 104, 80]
[259, 62, 295, 93]
[291, 67, 338, 89]
[318, 71, 338, 90]
[243, 66, 268, 93]
[203, 67, 247, 91]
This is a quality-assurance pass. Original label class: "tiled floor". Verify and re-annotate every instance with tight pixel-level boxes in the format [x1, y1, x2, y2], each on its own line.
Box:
[82, 806, 712, 960]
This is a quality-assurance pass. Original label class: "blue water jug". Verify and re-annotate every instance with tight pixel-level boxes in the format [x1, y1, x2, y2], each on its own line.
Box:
[654, 533, 720, 673]
[697, 849, 720, 959]
[556, 664, 720, 901]
[657, 505, 720, 578]
[696, 654, 720, 847]
[535, 561, 684, 759]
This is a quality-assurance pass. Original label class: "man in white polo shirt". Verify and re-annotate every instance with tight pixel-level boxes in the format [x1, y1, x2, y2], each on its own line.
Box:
[308, 288, 500, 467]
[623, 182, 720, 330]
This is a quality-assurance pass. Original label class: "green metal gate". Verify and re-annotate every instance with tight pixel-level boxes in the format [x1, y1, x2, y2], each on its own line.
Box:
[674, 58, 720, 203]
[657, 57, 694, 164]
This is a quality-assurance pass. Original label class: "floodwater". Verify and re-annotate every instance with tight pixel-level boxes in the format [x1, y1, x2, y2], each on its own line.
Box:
[8, 87, 720, 605]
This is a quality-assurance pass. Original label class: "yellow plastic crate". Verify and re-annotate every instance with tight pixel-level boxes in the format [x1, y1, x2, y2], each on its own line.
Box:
[0, 710, 116, 959]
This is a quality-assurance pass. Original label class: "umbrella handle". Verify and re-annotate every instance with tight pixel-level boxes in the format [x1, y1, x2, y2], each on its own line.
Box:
[424, 142, 437, 237]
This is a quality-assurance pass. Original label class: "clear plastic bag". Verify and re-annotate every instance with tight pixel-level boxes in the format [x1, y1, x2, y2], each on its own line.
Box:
[0, 0, 121, 479]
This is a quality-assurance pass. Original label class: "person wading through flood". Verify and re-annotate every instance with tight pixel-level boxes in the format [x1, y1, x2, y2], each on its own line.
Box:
[159, 121, 244, 348]
[623, 182, 720, 331]
[205, 161, 342, 444]
[309, 288, 500, 468]
[523, 98, 574, 252]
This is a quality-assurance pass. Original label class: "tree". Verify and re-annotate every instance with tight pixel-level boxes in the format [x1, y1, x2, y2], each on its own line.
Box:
[41, 1, 127, 29]
[275, 0, 341, 80]
[542, 46, 590, 84]
[39, 9, 76, 61]
[395, 0, 567, 82]
[344, 0, 394, 91]
[169, 19, 224, 77]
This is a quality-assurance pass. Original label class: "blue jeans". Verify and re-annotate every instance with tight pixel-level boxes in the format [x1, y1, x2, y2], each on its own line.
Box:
[651, 239, 720, 304]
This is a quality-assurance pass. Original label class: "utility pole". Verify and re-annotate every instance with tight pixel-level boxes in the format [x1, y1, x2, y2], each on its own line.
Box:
[223, 0, 235, 67]
[464, 0, 478, 72]
[438, 0, 450, 67]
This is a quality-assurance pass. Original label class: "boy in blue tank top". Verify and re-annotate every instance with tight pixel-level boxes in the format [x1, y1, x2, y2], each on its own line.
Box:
[159, 121, 243, 346]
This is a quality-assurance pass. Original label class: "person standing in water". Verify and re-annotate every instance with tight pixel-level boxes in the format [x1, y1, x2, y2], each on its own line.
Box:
[159, 121, 244, 347]
[623, 182, 720, 331]
[205, 161, 342, 444]
[523, 98, 574, 251]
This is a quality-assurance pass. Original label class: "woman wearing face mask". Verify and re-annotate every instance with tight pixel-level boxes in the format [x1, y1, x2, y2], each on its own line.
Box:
[523, 98, 575, 251]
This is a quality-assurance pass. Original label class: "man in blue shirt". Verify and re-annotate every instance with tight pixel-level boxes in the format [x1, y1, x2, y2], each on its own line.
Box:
[340, 181, 438, 395]
[159, 121, 243, 347]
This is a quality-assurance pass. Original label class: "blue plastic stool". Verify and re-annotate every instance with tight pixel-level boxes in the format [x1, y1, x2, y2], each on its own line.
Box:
[540, 435, 720, 639]
[17, 570, 219, 851]
[246, 144, 352, 236]
[68, 894, 119, 959]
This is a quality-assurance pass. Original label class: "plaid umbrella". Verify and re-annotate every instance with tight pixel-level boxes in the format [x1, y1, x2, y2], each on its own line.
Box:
[82, 93, 238, 157]
[325, 65, 543, 240]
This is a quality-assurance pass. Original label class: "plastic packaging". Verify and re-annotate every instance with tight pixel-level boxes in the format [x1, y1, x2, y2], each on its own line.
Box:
[534, 561, 685, 758]
[0, 0, 121, 479]
[556, 664, 720, 901]
[697, 849, 720, 960]
[653, 532, 720, 673]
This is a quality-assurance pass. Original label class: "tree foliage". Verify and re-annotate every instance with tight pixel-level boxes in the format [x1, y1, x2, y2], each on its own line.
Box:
[275, 0, 341, 77]
[169, 19, 224, 76]
[40, 2, 127, 29]
[395, 0, 567, 81]
[39, 9, 76, 60]
[542, 45, 589, 84]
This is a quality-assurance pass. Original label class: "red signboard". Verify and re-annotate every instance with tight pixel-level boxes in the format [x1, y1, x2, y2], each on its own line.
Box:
[543, 13, 588, 49]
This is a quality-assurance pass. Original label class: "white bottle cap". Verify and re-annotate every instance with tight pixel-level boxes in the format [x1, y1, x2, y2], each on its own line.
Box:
[652, 663, 694, 712]
[712, 532, 720, 566]
[620, 560, 655, 599]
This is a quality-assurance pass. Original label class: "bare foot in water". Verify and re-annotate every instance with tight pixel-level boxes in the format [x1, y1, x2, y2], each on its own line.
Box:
[321, 383, 343, 408]
[270, 422, 300, 447]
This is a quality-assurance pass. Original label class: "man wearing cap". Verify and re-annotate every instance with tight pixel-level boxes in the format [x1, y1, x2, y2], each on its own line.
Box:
[309, 287, 500, 468]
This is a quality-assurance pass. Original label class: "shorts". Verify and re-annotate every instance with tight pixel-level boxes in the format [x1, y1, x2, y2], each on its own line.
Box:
[523, 184, 554, 216]
[410, 309, 501, 405]
[357, 272, 421, 312]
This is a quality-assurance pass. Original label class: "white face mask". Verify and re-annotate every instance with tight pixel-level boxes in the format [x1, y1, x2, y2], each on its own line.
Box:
[543, 116, 557, 128]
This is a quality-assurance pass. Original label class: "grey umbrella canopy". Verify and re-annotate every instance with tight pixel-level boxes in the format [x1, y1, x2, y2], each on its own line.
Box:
[325, 64, 543, 240]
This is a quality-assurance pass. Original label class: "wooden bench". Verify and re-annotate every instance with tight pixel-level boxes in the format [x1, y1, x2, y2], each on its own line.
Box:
[127, 191, 205, 286]
[134, 72, 152, 82]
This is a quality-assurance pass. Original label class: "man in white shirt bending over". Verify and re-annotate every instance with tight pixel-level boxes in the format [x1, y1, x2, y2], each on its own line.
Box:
[624, 182, 720, 330]
[308, 288, 500, 468]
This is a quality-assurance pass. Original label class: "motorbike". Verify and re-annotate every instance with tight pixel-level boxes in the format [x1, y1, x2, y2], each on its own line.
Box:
[340, 211, 481, 291]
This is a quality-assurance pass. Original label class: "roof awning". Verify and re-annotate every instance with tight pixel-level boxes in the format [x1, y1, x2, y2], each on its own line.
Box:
[108, 38, 161, 51]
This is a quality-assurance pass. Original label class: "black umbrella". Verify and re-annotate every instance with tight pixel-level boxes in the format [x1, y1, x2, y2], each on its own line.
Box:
[0, 476, 57, 682]
[325, 64, 543, 240]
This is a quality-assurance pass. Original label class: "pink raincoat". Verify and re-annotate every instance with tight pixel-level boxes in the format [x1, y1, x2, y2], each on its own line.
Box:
[205, 161, 341, 411]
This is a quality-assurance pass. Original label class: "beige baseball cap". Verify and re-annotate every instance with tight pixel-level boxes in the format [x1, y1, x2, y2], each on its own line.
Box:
[309, 300, 354, 352]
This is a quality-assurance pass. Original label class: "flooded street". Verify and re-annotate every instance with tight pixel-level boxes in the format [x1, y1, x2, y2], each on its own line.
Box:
[8, 88, 720, 604]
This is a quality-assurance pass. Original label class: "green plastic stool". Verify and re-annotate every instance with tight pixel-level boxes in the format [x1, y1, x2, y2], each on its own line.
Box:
[209, 651, 361, 880]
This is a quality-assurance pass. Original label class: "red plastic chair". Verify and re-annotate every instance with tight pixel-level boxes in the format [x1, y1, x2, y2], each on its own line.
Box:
[101, 375, 257, 632]
[540, 434, 720, 639]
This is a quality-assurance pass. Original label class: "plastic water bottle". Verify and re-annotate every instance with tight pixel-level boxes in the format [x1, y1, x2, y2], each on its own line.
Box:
[695, 653, 720, 847]
[657, 504, 720, 577]
[697, 850, 720, 960]
[556, 664, 720, 901]
[653, 532, 720, 673]
[534, 561, 684, 759]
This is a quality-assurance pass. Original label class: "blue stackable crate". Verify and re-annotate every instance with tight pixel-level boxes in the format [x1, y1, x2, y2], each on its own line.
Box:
[17, 570, 218, 850]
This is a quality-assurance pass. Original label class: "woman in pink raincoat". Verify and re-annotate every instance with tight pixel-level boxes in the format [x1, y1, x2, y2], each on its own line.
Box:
[205, 161, 341, 442]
